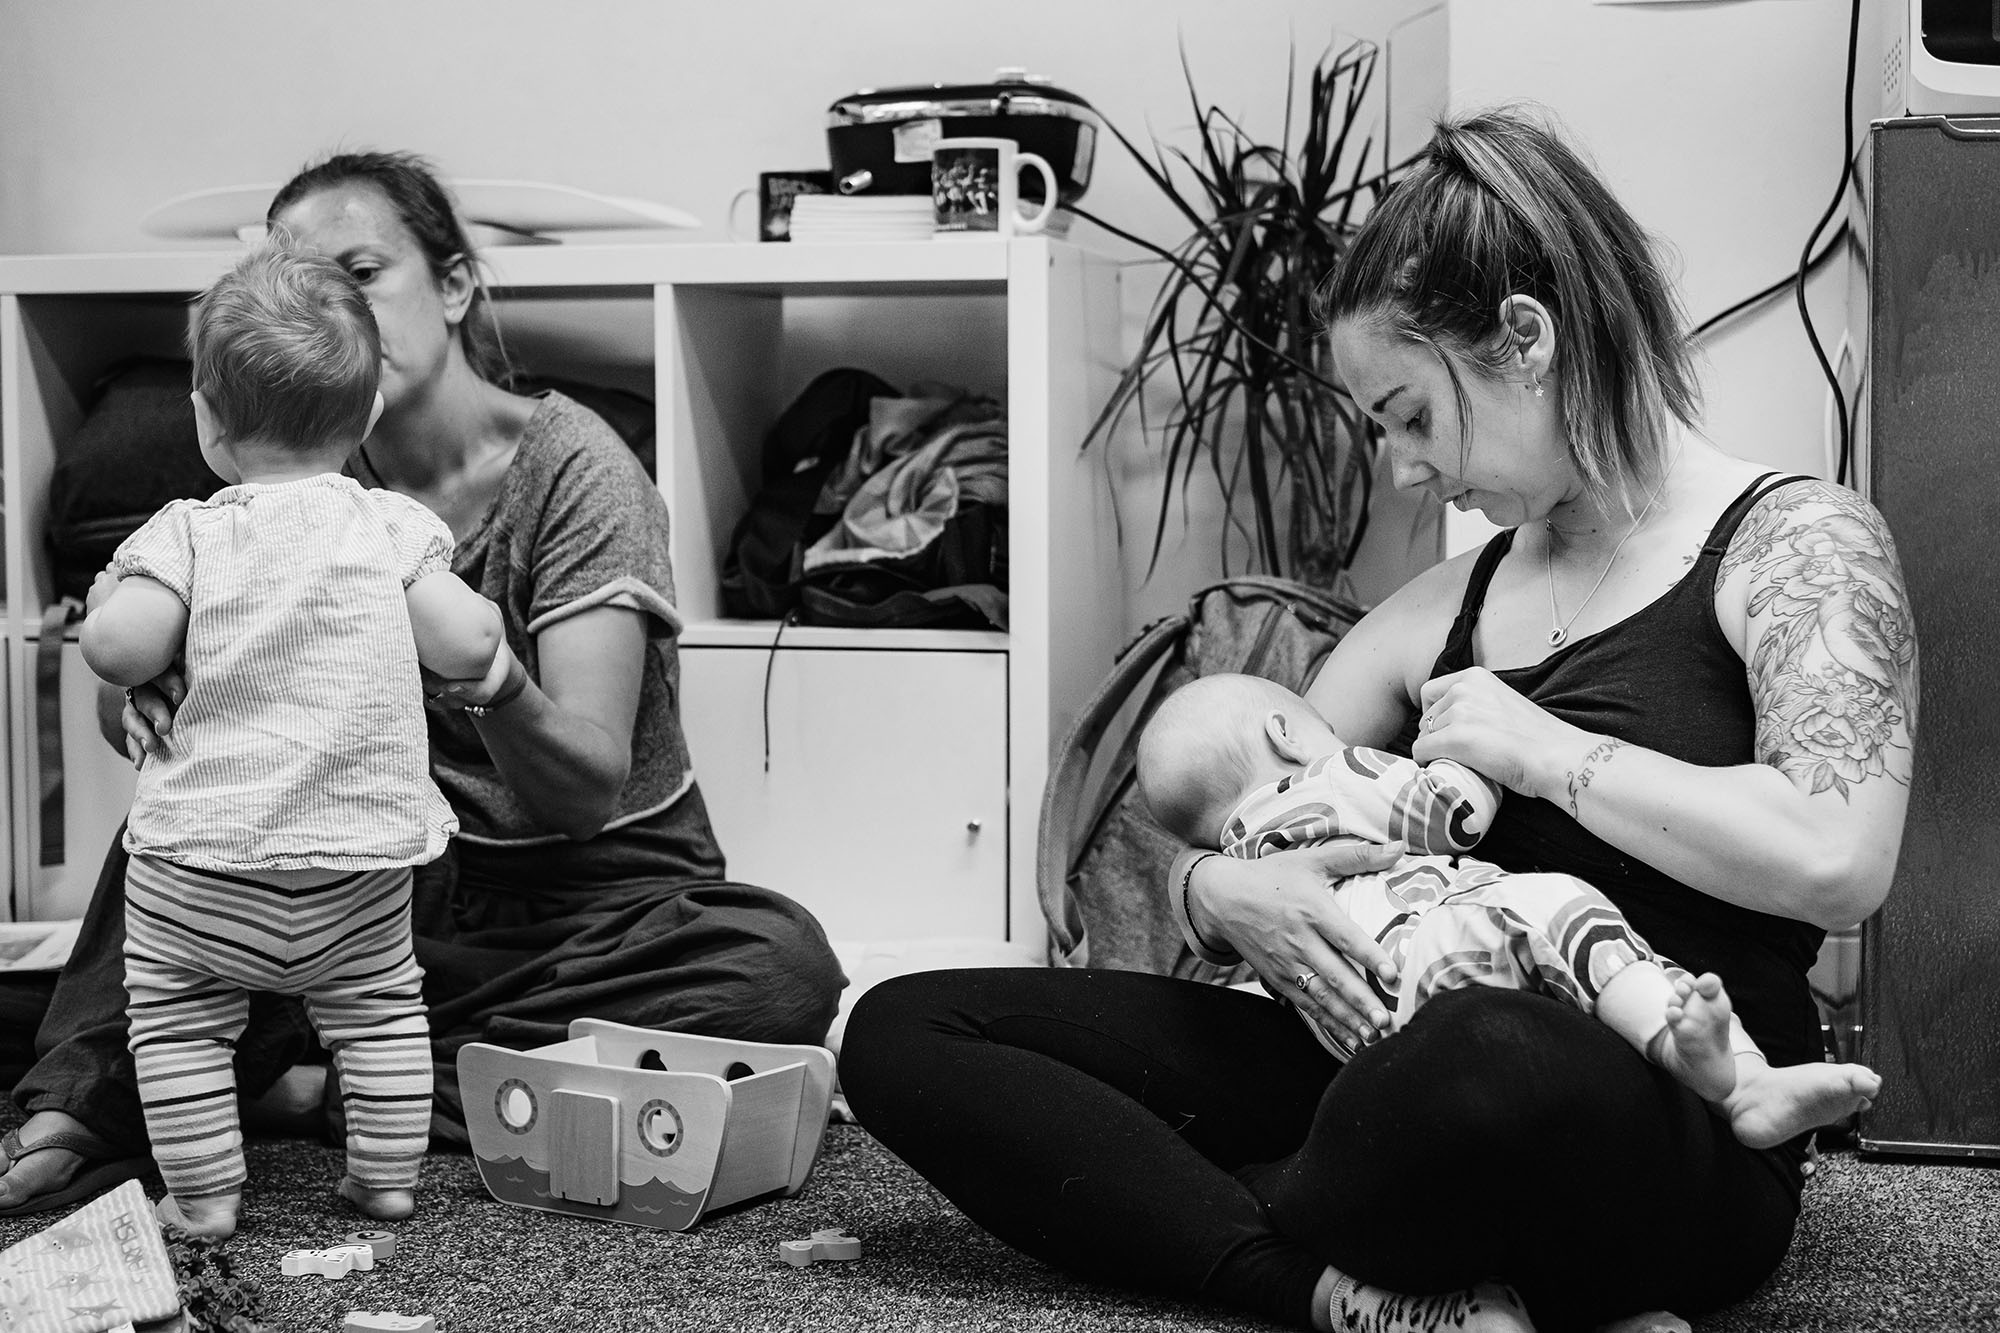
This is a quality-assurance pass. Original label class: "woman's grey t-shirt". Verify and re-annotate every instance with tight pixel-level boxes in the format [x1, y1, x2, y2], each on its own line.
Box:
[353, 392, 689, 845]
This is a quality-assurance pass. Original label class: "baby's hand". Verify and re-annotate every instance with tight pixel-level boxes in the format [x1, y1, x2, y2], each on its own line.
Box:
[85, 568, 123, 615]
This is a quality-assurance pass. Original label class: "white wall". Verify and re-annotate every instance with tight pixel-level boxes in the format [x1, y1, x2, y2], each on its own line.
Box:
[1450, 1, 1857, 493]
[0, 0, 1862, 632]
[0, 0, 1443, 637]
[0, 0, 1427, 257]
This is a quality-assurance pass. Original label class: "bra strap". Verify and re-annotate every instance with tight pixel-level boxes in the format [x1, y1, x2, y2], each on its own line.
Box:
[1434, 528, 1517, 675]
[1700, 472, 1816, 557]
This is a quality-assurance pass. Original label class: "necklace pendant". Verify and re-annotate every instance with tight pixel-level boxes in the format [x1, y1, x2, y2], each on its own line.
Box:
[1547, 626, 1567, 647]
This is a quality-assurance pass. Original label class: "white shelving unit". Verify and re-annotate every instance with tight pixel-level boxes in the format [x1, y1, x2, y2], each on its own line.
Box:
[0, 238, 1128, 948]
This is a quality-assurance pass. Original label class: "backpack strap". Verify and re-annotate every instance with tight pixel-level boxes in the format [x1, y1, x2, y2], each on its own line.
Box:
[36, 599, 86, 868]
[1035, 610, 1189, 967]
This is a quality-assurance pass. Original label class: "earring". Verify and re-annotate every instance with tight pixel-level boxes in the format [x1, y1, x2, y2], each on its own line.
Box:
[1529, 374, 1545, 399]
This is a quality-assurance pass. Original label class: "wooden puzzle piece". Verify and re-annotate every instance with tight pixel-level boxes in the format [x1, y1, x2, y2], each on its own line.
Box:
[343, 1314, 437, 1333]
[326, 1244, 376, 1271]
[777, 1227, 862, 1266]
[344, 1229, 398, 1262]
[281, 1247, 368, 1279]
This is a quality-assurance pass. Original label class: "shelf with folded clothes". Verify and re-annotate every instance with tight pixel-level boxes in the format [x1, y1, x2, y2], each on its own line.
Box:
[662, 285, 1013, 631]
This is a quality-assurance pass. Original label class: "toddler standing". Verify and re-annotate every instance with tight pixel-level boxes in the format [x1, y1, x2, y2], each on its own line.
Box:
[81, 242, 506, 1238]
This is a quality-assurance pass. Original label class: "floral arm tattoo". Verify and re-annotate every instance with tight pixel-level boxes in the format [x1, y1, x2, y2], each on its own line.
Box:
[1721, 482, 1919, 801]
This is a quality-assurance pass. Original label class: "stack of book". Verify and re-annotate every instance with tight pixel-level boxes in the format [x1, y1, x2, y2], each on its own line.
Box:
[788, 195, 934, 243]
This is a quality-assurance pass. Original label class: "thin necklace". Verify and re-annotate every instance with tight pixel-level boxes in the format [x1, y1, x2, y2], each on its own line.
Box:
[1543, 452, 1678, 648]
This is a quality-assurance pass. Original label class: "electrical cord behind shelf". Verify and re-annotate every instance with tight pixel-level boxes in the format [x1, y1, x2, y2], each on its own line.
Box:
[1689, 0, 1864, 488]
[1798, 0, 1865, 487]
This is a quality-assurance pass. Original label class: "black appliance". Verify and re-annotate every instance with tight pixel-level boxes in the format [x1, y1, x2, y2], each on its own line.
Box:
[825, 68, 1100, 205]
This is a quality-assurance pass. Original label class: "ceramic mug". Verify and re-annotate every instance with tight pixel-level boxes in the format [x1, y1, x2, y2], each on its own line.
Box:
[728, 170, 834, 242]
[929, 137, 1058, 238]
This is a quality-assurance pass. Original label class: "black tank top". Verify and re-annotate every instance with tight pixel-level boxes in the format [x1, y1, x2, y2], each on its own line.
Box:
[1392, 473, 1825, 1067]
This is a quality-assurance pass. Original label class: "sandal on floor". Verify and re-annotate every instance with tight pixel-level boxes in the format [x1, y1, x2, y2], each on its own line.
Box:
[0, 1126, 152, 1218]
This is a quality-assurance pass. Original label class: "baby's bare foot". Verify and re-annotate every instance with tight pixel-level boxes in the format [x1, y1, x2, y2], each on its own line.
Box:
[157, 1190, 239, 1240]
[339, 1174, 414, 1221]
[1322, 1270, 1534, 1332]
[1728, 1059, 1881, 1150]
[1653, 973, 1738, 1104]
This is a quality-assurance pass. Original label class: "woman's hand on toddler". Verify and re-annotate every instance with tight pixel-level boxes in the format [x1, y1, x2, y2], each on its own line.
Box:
[423, 639, 523, 712]
[119, 665, 186, 767]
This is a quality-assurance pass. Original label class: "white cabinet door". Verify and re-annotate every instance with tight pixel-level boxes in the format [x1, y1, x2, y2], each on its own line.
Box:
[20, 640, 135, 921]
[678, 647, 1007, 941]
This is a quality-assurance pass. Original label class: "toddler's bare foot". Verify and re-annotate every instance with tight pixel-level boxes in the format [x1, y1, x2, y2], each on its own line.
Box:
[156, 1190, 239, 1240]
[1652, 973, 1738, 1104]
[339, 1175, 414, 1221]
[1727, 1058, 1881, 1150]
[1316, 1268, 1534, 1332]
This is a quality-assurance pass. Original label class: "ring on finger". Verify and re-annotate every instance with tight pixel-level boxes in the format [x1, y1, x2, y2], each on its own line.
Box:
[1294, 970, 1318, 994]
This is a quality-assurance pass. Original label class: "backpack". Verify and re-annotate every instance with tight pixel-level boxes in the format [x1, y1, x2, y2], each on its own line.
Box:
[1036, 576, 1367, 980]
[720, 368, 901, 619]
[45, 357, 222, 604]
[36, 357, 224, 865]
[509, 374, 658, 479]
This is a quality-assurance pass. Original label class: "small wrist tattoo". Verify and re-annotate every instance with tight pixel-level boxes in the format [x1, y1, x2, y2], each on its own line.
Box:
[1564, 738, 1626, 819]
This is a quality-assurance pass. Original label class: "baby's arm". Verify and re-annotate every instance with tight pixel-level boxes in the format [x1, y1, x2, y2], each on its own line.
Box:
[405, 572, 505, 683]
[1323, 746, 1503, 855]
[80, 575, 189, 688]
[1414, 757, 1504, 851]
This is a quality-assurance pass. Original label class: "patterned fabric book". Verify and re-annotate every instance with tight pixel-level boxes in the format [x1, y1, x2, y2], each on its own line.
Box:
[0, 1179, 181, 1332]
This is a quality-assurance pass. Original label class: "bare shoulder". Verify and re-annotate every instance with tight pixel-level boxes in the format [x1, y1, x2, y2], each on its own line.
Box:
[1310, 542, 1491, 742]
[1718, 478, 1919, 796]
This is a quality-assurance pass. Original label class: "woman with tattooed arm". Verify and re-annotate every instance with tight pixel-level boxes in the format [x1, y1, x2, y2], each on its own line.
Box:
[840, 107, 1919, 1333]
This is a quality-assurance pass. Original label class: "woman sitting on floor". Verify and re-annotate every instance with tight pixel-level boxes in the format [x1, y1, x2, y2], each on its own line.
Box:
[0, 149, 846, 1216]
[841, 107, 1918, 1332]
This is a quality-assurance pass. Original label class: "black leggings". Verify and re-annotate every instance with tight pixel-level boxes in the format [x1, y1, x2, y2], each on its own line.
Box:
[838, 968, 1802, 1332]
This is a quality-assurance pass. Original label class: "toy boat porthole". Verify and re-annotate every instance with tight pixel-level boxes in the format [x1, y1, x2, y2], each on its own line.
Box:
[496, 1078, 537, 1134]
[638, 1098, 683, 1157]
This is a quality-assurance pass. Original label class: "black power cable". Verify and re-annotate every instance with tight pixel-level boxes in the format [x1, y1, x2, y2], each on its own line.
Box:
[1690, 0, 1864, 487]
[1796, 0, 1865, 486]
[1692, 219, 1850, 340]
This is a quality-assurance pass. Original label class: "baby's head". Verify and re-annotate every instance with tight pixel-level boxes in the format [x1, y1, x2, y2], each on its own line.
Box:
[1136, 672, 1342, 848]
[188, 239, 382, 464]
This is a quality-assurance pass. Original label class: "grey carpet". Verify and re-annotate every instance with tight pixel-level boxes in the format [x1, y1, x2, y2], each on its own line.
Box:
[0, 1127, 1990, 1332]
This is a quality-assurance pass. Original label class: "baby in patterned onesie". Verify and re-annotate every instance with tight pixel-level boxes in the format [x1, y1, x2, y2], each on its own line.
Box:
[1136, 672, 1881, 1152]
[80, 243, 507, 1238]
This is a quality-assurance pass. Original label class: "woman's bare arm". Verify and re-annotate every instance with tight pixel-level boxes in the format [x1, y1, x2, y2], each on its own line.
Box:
[1418, 483, 1915, 930]
[456, 605, 647, 841]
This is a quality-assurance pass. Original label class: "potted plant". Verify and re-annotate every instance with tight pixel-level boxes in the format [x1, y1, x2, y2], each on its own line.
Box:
[1076, 37, 1406, 595]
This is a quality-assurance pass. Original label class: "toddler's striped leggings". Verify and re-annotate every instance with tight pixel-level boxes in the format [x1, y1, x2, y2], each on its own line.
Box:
[123, 855, 432, 1199]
